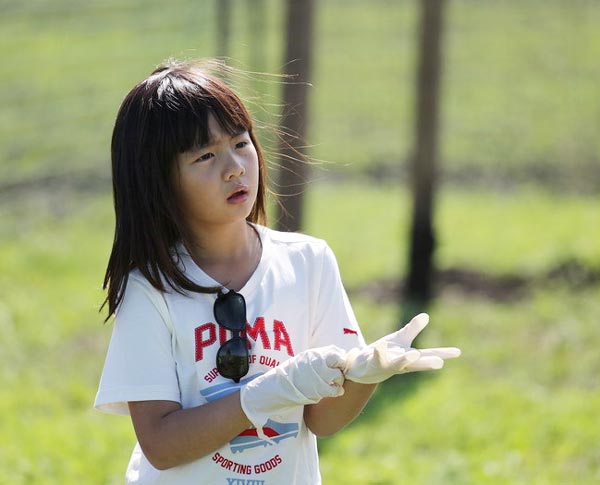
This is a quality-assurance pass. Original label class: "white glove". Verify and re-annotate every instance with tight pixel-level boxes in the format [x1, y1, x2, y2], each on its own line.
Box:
[240, 345, 346, 433]
[344, 313, 461, 384]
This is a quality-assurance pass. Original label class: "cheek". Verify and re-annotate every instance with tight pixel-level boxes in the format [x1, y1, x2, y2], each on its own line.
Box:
[176, 172, 212, 210]
[175, 173, 192, 202]
[248, 150, 260, 180]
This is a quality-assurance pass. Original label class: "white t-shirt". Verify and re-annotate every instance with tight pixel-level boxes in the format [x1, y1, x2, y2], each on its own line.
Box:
[95, 225, 365, 484]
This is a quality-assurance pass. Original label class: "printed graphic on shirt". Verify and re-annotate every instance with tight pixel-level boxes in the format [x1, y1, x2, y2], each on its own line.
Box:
[343, 327, 359, 336]
[230, 419, 299, 454]
[195, 317, 295, 363]
[213, 452, 283, 479]
[200, 373, 261, 402]
[200, 376, 300, 455]
[224, 478, 267, 485]
[223, 478, 268, 485]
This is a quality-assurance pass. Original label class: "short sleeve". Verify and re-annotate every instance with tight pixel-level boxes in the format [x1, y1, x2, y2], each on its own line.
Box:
[310, 244, 366, 351]
[94, 275, 181, 415]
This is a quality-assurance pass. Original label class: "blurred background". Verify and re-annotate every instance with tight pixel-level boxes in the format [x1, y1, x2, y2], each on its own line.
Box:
[1, 0, 599, 483]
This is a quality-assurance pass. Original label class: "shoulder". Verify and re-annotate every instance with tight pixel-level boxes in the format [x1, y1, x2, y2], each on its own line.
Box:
[117, 269, 165, 313]
[112, 269, 175, 332]
[256, 226, 329, 251]
[127, 268, 157, 291]
[256, 225, 331, 258]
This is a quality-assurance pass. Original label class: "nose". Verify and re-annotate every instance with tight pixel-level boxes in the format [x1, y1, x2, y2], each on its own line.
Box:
[223, 150, 245, 181]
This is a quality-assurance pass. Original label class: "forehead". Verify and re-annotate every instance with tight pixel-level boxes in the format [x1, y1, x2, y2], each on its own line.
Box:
[202, 113, 245, 146]
[207, 113, 225, 139]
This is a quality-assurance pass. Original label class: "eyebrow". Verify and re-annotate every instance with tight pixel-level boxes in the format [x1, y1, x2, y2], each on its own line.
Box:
[196, 129, 248, 150]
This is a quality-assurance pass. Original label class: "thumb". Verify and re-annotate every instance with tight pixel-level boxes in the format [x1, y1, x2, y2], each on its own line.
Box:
[314, 365, 345, 397]
[322, 345, 348, 370]
[394, 313, 430, 346]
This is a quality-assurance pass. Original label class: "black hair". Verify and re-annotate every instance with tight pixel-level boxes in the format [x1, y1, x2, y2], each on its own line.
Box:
[102, 59, 268, 320]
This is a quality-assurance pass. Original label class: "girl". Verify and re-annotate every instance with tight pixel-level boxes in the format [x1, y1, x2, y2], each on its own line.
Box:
[95, 59, 460, 484]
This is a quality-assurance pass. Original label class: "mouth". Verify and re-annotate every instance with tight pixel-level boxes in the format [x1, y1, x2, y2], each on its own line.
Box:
[227, 186, 250, 204]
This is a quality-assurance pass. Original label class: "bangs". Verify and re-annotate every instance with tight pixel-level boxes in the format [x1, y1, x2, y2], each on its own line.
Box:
[147, 65, 254, 158]
[105, 58, 268, 318]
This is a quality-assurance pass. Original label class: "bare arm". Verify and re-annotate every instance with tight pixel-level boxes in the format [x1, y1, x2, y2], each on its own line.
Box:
[128, 392, 250, 470]
[303, 380, 377, 437]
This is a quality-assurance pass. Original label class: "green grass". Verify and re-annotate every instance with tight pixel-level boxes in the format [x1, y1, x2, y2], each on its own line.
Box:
[0, 194, 134, 484]
[1, 184, 599, 483]
[1, 1, 599, 482]
[309, 0, 600, 186]
[305, 183, 600, 286]
[1, 0, 599, 188]
[320, 285, 600, 484]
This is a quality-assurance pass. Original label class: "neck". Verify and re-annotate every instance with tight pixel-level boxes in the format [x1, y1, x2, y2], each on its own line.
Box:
[185, 221, 262, 290]
[188, 220, 252, 262]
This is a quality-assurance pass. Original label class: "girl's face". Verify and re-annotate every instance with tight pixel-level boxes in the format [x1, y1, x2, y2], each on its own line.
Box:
[174, 113, 259, 234]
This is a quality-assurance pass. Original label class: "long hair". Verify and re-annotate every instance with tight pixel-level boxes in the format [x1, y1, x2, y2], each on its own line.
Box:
[102, 59, 268, 320]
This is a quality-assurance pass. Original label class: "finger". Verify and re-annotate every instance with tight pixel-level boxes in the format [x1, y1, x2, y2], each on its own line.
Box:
[323, 346, 348, 369]
[405, 356, 444, 372]
[386, 348, 421, 366]
[396, 313, 430, 346]
[418, 347, 462, 359]
[379, 347, 421, 373]
[330, 368, 345, 389]
[390, 349, 422, 372]
[319, 366, 346, 387]
[324, 369, 345, 397]
[328, 384, 345, 398]
[305, 364, 346, 398]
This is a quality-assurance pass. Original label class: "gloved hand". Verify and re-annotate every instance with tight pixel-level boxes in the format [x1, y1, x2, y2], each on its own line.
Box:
[344, 313, 461, 384]
[240, 345, 346, 433]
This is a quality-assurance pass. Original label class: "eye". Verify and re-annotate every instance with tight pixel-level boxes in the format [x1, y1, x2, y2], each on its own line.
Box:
[196, 152, 214, 162]
[235, 141, 249, 149]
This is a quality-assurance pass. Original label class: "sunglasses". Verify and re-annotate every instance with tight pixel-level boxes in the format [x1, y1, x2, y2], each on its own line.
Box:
[214, 289, 250, 382]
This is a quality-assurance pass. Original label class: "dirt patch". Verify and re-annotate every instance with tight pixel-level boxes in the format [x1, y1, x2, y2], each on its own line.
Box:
[0, 169, 110, 202]
[350, 259, 600, 303]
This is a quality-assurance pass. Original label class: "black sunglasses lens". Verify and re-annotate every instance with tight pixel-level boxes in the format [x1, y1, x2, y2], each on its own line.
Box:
[216, 337, 249, 381]
[214, 291, 246, 330]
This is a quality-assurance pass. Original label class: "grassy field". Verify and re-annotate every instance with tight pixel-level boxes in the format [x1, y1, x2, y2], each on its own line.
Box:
[1, 0, 599, 483]
[1, 0, 599, 189]
[1, 184, 599, 483]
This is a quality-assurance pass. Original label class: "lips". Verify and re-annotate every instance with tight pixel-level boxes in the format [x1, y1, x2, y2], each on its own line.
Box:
[227, 186, 250, 204]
